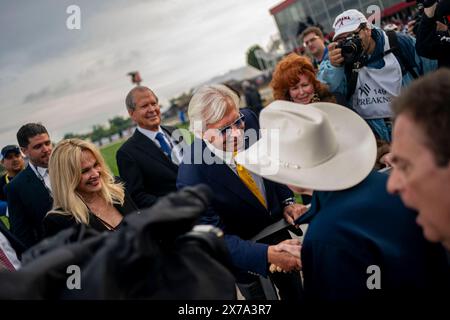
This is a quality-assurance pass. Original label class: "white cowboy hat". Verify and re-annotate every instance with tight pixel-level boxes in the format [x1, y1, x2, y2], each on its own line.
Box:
[234, 101, 376, 191]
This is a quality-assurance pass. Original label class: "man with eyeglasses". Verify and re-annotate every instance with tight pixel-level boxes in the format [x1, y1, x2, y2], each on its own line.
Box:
[318, 9, 436, 143]
[117, 86, 182, 209]
[177, 84, 307, 300]
[300, 26, 328, 70]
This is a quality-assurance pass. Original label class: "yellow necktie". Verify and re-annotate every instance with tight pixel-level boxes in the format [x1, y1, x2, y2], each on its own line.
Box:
[233, 152, 267, 209]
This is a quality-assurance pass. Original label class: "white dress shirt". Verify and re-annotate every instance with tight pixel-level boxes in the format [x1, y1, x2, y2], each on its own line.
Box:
[29, 163, 52, 193]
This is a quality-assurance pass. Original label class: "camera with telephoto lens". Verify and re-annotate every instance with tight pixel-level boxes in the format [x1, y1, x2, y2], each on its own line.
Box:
[336, 34, 364, 65]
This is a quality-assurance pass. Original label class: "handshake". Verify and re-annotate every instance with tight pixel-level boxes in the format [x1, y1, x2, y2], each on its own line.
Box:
[268, 239, 302, 273]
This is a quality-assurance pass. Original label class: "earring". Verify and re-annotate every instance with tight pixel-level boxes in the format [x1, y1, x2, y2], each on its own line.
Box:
[311, 93, 320, 102]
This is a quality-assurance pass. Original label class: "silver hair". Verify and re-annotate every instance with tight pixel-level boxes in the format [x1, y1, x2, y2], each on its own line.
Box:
[125, 86, 157, 111]
[188, 84, 240, 136]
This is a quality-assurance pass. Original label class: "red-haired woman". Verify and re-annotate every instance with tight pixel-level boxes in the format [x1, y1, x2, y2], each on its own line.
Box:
[270, 53, 336, 104]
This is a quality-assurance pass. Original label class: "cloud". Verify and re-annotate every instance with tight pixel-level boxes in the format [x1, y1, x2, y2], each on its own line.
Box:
[0, 0, 279, 147]
[23, 79, 72, 104]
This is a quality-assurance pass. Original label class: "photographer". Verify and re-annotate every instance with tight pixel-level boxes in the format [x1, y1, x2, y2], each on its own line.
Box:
[318, 9, 436, 142]
[416, 0, 450, 68]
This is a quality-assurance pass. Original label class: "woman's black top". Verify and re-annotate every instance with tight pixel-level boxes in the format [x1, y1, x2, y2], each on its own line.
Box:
[43, 190, 137, 237]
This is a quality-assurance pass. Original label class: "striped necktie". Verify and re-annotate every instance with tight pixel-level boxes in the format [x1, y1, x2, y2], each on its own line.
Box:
[155, 132, 172, 157]
[0, 246, 15, 271]
[233, 152, 267, 209]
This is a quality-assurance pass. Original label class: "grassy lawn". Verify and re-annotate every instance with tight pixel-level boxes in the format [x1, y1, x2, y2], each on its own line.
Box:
[100, 140, 124, 176]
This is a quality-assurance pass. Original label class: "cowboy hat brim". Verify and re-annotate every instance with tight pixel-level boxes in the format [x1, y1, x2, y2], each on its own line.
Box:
[235, 102, 376, 191]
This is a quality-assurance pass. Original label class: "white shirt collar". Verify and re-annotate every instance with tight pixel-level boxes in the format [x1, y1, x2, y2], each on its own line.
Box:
[137, 126, 164, 142]
[28, 162, 52, 192]
[29, 162, 48, 176]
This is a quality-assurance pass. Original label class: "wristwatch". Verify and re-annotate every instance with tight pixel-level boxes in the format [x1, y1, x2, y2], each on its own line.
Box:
[282, 197, 296, 208]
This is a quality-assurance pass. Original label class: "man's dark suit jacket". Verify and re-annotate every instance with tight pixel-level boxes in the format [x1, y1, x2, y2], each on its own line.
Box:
[116, 126, 178, 209]
[0, 220, 26, 258]
[177, 109, 293, 278]
[296, 171, 450, 302]
[6, 165, 53, 249]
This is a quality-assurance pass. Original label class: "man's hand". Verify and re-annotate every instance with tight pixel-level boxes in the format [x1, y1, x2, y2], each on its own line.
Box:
[328, 42, 344, 67]
[424, 2, 438, 18]
[268, 239, 302, 273]
[436, 21, 449, 32]
[275, 239, 301, 258]
[407, 20, 416, 37]
[283, 203, 309, 226]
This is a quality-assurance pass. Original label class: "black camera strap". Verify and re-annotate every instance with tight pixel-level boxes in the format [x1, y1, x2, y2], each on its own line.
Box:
[345, 30, 419, 100]
[385, 30, 419, 79]
[344, 61, 365, 101]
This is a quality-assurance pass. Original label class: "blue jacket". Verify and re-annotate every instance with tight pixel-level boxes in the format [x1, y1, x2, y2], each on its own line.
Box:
[177, 109, 293, 278]
[296, 171, 449, 301]
[318, 28, 437, 141]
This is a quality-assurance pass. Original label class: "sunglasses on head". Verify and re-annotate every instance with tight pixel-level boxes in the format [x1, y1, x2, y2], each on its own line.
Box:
[217, 112, 245, 137]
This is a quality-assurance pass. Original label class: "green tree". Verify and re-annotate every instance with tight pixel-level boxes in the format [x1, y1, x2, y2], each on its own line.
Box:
[63, 132, 84, 139]
[246, 44, 265, 70]
[91, 124, 108, 144]
[108, 116, 132, 138]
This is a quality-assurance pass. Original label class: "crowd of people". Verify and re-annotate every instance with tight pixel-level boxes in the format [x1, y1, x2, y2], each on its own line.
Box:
[1, 6, 450, 302]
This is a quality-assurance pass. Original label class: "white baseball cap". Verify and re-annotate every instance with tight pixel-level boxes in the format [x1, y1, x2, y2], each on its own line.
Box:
[332, 9, 368, 40]
[234, 100, 376, 191]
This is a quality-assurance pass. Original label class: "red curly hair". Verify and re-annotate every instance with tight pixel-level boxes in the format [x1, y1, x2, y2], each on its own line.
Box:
[270, 53, 335, 103]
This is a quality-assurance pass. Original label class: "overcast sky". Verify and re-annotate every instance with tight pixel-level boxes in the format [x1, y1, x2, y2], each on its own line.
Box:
[0, 0, 280, 146]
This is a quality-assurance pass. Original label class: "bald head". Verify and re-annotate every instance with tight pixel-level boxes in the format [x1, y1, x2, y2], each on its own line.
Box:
[125, 86, 157, 111]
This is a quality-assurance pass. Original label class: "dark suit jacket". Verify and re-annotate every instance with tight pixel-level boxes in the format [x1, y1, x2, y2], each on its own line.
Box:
[296, 171, 450, 302]
[177, 109, 293, 277]
[6, 165, 53, 249]
[116, 126, 179, 209]
[0, 221, 27, 258]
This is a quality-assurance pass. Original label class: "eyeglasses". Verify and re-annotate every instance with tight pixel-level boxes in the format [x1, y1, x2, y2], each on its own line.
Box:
[217, 112, 245, 137]
[335, 27, 364, 43]
[303, 36, 319, 47]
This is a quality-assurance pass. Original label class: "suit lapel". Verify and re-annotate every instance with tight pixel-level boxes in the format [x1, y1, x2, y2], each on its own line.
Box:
[205, 148, 267, 213]
[132, 129, 177, 171]
[24, 165, 52, 202]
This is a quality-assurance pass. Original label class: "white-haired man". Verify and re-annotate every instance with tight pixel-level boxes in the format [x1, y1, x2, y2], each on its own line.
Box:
[177, 84, 307, 300]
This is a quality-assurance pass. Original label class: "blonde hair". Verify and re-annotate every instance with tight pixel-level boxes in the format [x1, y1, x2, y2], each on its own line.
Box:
[188, 84, 240, 137]
[48, 138, 125, 224]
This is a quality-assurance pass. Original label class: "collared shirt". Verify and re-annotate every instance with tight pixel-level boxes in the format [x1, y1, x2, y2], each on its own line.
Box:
[0, 231, 21, 270]
[29, 163, 52, 193]
[204, 140, 267, 206]
[137, 126, 183, 165]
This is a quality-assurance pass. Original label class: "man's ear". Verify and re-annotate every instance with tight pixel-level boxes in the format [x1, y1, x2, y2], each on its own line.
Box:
[203, 129, 216, 143]
[20, 146, 28, 157]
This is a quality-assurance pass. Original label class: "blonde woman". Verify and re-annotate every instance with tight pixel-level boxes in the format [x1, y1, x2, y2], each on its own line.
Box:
[43, 139, 137, 237]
